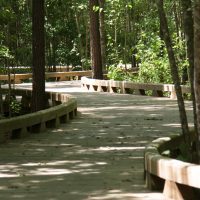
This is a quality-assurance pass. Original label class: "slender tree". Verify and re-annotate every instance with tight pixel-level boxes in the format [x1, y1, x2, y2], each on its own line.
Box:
[181, 0, 199, 162]
[181, 0, 197, 126]
[98, 0, 106, 72]
[89, 0, 103, 79]
[32, 0, 46, 112]
[156, 0, 191, 159]
[194, 0, 200, 162]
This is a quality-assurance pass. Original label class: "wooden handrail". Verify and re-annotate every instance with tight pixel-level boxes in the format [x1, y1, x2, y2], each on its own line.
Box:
[0, 71, 92, 83]
[144, 136, 200, 199]
[0, 88, 77, 143]
[81, 77, 191, 99]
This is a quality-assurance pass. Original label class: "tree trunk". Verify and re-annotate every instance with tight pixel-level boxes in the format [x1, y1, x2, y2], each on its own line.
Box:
[75, 11, 84, 69]
[181, 0, 196, 122]
[32, 0, 46, 112]
[156, 0, 191, 158]
[181, 0, 199, 162]
[89, 0, 103, 79]
[98, 0, 106, 72]
[52, 34, 57, 72]
[194, 0, 200, 162]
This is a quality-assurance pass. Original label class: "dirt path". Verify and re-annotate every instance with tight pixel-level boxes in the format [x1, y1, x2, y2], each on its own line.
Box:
[0, 81, 193, 199]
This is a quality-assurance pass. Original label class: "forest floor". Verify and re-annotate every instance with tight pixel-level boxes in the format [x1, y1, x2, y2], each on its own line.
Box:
[0, 81, 193, 200]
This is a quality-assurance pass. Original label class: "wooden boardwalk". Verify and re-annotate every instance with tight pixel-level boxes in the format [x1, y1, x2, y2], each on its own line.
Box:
[0, 81, 193, 199]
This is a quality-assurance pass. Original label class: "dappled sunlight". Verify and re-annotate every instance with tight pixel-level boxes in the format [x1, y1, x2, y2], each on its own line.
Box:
[162, 123, 181, 128]
[27, 168, 74, 176]
[22, 160, 81, 167]
[0, 156, 110, 178]
[86, 191, 164, 200]
[0, 173, 18, 178]
[0, 81, 194, 199]
[96, 146, 145, 151]
[80, 105, 172, 115]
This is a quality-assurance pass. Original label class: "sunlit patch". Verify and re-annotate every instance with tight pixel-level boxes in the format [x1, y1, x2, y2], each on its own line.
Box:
[0, 173, 18, 178]
[52, 129, 64, 133]
[76, 163, 95, 168]
[116, 124, 131, 127]
[79, 169, 100, 175]
[28, 168, 73, 176]
[162, 123, 181, 128]
[128, 156, 143, 160]
[95, 162, 107, 165]
[21, 162, 44, 167]
[0, 165, 18, 170]
[35, 148, 45, 152]
[22, 160, 81, 167]
[97, 147, 145, 151]
[29, 180, 41, 183]
[86, 191, 164, 200]
[0, 186, 8, 190]
[120, 172, 130, 176]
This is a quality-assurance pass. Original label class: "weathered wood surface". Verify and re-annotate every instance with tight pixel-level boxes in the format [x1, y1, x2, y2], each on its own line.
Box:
[81, 77, 191, 99]
[0, 71, 92, 83]
[145, 136, 200, 199]
[0, 88, 77, 142]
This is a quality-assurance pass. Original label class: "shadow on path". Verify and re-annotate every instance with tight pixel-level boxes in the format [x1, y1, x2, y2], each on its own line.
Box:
[0, 81, 193, 199]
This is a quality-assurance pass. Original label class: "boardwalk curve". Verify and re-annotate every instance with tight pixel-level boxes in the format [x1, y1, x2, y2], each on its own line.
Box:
[0, 81, 193, 200]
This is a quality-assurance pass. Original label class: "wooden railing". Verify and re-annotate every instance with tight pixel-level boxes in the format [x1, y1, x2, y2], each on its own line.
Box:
[81, 77, 191, 99]
[144, 136, 200, 199]
[0, 88, 77, 143]
[0, 71, 92, 84]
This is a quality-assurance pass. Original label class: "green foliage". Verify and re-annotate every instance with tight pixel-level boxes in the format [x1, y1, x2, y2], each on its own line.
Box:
[0, 0, 189, 86]
[136, 33, 172, 83]
[10, 99, 22, 116]
[81, 58, 91, 70]
[107, 65, 135, 81]
[0, 46, 13, 59]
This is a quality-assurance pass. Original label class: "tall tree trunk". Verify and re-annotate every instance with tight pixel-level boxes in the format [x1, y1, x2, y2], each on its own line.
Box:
[98, 0, 106, 72]
[75, 11, 84, 69]
[173, 2, 181, 40]
[124, 5, 128, 69]
[181, 0, 199, 162]
[181, 0, 196, 124]
[194, 0, 200, 163]
[52, 34, 57, 72]
[89, 0, 103, 79]
[84, 18, 89, 61]
[156, 0, 191, 158]
[32, 0, 46, 112]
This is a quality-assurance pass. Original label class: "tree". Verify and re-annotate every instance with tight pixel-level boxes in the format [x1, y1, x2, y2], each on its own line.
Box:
[156, 0, 191, 159]
[194, 0, 200, 162]
[181, 0, 199, 162]
[98, 0, 106, 72]
[181, 0, 196, 123]
[89, 0, 103, 79]
[32, 0, 46, 112]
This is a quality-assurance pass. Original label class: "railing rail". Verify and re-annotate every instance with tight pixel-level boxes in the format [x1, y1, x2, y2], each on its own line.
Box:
[0, 71, 92, 84]
[144, 136, 200, 199]
[81, 77, 191, 99]
[0, 88, 77, 143]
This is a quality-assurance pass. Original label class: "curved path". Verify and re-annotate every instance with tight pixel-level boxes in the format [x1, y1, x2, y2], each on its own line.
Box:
[0, 81, 193, 200]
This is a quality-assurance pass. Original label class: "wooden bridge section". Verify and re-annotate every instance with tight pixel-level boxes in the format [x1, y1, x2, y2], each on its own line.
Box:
[0, 80, 194, 200]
